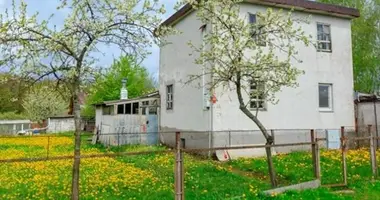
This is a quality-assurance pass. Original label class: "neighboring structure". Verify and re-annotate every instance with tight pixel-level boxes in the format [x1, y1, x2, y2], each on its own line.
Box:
[47, 116, 75, 133]
[159, 1, 359, 149]
[94, 91, 160, 146]
[0, 120, 30, 135]
[355, 92, 380, 131]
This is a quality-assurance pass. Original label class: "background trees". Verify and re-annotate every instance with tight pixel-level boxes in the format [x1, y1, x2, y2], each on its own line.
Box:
[319, 0, 380, 93]
[82, 56, 156, 118]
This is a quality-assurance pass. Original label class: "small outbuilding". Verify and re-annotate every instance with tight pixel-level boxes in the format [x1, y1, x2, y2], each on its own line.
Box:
[94, 91, 160, 146]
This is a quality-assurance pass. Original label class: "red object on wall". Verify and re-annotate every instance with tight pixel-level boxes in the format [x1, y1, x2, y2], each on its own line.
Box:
[211, 94, 217, 104]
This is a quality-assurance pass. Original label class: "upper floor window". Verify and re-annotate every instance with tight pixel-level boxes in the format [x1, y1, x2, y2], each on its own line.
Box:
[249, 80, 265, 109]
[166, 84, 173, 110]
[319, 83, 333, 112]
[248, 13, 266, 46]
[317, 23, 332, 52]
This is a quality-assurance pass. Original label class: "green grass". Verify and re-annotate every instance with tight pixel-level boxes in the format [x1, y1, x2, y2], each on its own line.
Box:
[1, 135, 380, 199]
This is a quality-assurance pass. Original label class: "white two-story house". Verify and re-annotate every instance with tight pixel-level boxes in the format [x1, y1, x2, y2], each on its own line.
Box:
[159, 0, 360, 150]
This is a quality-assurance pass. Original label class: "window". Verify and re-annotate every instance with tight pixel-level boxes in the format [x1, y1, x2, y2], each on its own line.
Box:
[166, 84, 173, 110]
[132, 102, 139, 114]
[319, 84, 333, 111]
[317, 23, 332, 52]
[248, 13, 266, 46]
[117, 104, 124, 114]
[102, 105, 114, 115]
[249, 80, 265, 109]
[141, 101, 149, 115]
[125, 103, 131, 114]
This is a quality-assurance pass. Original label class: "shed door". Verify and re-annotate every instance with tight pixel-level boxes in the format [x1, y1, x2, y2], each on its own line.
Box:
[147, 115, 158, 145]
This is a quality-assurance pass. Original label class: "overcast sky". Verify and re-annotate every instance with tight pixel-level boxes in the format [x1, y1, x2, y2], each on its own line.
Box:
[0, 0, 177, 78]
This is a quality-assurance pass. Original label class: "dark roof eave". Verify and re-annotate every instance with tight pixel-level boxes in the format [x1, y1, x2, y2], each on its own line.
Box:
[160, 0, 359, 27]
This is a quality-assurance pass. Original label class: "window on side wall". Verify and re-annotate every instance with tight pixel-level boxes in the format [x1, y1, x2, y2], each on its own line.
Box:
[166, 84, 173, 110]
[102, 105, 113, 115]
[117, 104, 124, 114]
[249, 80, 265, 110]
[319, 83, 333, 112]
[125, 103, 132, 114]
[317, 23, 332, 52]
[248, 13, 266, 46]
[132, 102, 139, 114]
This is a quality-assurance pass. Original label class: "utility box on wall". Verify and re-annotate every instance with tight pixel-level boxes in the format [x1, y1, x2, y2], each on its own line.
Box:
[326, 130, 340, 149]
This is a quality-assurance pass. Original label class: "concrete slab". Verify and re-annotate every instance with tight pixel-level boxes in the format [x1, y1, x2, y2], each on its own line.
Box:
[263, 180, 321, 195]
[216, 144, 277, 161]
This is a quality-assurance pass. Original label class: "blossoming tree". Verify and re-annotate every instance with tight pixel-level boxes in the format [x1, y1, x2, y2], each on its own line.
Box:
[179, 0, 312, 186]
[0, 0, 172, 198]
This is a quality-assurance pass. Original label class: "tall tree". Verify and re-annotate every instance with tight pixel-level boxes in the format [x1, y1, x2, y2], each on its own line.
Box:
[0, 0, 172, 198]
[82, 56, 156, 118]
[176, 0, 311, 186]
[319, 0, 380, 93]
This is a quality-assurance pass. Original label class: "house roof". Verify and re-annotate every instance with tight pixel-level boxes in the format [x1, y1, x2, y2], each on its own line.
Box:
[93, 91, 160, 106]
[161, 0, 360, 27]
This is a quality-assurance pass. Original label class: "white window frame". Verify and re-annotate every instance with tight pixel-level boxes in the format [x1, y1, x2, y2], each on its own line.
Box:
[318, 83, 333, 112]
[249, 80, 266, 110]
[166, 84, 173, 110]
[317, 23, 332, 52]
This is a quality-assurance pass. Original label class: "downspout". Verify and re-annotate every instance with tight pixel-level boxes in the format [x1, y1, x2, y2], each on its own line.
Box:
[208, 22, 215, 158]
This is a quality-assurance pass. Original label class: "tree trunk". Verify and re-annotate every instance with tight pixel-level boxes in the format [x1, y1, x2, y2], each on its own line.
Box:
[235, 74, 277, 187]
[71, 84, 82, 200]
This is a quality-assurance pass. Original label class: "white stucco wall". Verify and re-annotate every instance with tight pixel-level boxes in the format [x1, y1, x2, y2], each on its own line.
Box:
[213, 4, 355, 131]
[159, 11, 211, 133]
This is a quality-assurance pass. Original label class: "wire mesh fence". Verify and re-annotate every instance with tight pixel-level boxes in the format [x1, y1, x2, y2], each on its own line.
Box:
[1, 127, 380, 199]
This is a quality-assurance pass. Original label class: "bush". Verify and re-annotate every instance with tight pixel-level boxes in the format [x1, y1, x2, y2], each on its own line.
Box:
[0, 112, 28, 120]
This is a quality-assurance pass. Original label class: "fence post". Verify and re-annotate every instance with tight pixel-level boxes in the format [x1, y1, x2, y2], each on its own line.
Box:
[271, 130, 275, 144]
[315, 138, 321, 180]
[340, 126, 348, 185]
[175, 132, 184, 200]
[228, 131, 231, 147]
[369, 125, 378, 178]
[46, 136, 50, 159]
[310, 129, 318, 179]
[117, 132, 120, 148]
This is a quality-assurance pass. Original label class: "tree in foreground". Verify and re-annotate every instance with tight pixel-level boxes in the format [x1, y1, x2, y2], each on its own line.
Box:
[82, 55, 156, 118]
[22, 85, 67, 124]
[0, 0, 172, 198]
[177, 0, 311, 186]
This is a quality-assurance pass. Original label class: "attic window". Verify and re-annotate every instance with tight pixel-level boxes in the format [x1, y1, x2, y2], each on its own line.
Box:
[317, 23, 332, 52]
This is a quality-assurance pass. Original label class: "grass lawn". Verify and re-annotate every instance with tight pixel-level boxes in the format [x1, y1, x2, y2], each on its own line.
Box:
[0, 135, 379, 199]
